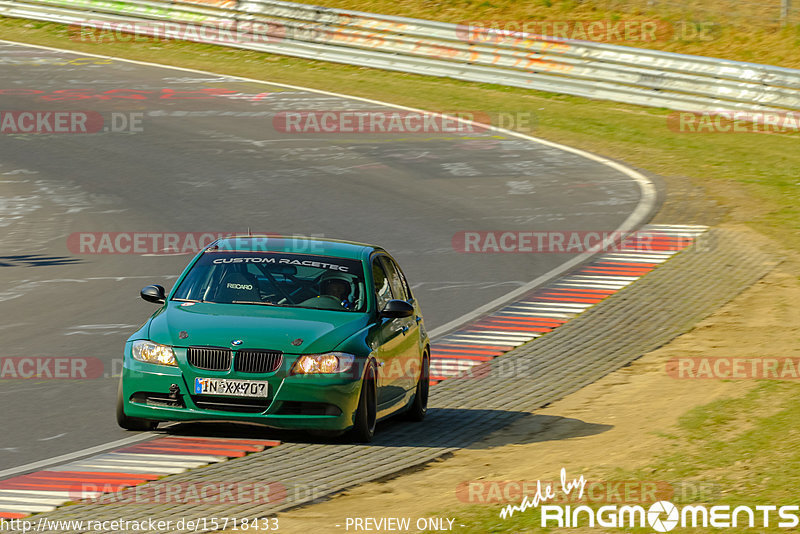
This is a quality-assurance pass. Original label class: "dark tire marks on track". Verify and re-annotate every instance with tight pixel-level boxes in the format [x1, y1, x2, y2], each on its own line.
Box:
[0, 41, 655, 471]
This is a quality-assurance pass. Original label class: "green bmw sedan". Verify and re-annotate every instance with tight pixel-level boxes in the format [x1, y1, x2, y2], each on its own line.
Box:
[117, 236, 429, 442]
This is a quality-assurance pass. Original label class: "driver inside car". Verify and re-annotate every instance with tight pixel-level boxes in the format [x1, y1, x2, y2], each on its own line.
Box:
[299, 271, 353, 310]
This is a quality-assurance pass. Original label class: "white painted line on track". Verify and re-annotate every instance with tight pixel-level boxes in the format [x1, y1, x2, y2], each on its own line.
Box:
[599, 257, 667, 262]
[447, 333, 528, 341]
[0, 37, 658, 481]
[560, 280, 632, 285]
[568, 275, 640, 281]
[435, 338, 518, 347]
[62, 463, 186, 474]
[96, 452, 227, 463]
[86, 458, 208, 468]
[561, 280, 631, 286]
[497, 310, 574, 318]
[499, 308, 575, 315]
[459, 330, 539, 338]
[0, 489, 101, 498]
[0, 496, 67, 506]
[0, 493, 69, 503]
[449, 334, 535, 343]
[603, 253, 671, 258]
[434, 362, 480, 370]
[498, 300, 580, 313]
[0, 433, 159, 479]
[623, 249, 679, 255]
[502, 303, 578, 311]
[553, 282, 627, 288]
[44, 463, 165, 473]
[0, 504, 56, 513]
[520, 300, 592, 312]
[646, 224, 708, 230]
[0, 497, 61, 507]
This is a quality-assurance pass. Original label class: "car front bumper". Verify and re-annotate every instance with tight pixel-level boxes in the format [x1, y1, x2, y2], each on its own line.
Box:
[120, 360, 363, 431]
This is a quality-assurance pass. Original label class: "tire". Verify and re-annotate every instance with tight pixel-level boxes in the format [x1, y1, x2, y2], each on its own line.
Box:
[404, 351, 429, 422]
[116, 377, 158, 431]
[349, 361, 378, 443]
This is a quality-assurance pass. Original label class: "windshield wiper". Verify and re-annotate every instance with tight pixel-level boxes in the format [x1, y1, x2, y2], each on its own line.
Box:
[173, 298, 203, 303]
[232, 300, 285, 306]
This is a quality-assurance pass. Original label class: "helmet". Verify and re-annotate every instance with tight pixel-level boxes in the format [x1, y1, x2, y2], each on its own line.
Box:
[319, 271, 353, 306]
[318, 271, 352, 285]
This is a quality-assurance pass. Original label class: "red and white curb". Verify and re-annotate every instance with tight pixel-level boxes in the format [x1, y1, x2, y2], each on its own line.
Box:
[0, 224, 704, 519]
[0, 437, 280, 519]
[430, 224, 708, 383]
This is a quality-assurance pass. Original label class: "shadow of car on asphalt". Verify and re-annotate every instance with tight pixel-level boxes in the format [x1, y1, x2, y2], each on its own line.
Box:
[159, 410, 611, 449]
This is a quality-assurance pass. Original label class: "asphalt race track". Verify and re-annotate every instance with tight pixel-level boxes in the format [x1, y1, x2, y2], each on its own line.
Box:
[0, 41, 654, 472]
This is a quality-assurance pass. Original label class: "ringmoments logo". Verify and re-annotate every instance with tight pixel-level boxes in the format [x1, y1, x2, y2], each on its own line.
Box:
[499, 468, 800, 531]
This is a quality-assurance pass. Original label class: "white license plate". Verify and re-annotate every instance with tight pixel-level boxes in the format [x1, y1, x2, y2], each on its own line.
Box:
[194, 377, 269, 398]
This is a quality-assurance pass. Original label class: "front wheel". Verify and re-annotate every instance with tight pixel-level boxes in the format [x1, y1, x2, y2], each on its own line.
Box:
[349, 361, 378, 442]
[116, 377, 158, 431]
[404, 351, 429, 422]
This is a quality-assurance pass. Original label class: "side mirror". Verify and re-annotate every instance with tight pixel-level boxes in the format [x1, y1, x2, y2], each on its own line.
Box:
[141, 284, 166, 304]
[380, 299, 414, 319]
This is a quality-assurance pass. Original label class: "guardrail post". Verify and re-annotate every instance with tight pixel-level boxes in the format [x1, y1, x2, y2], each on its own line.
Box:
[782, 0, 791, 26]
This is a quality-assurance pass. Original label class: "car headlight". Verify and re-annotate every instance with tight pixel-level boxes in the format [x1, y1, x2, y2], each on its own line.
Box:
[291, 352, 355, 375]
[131, 340, 177, 366]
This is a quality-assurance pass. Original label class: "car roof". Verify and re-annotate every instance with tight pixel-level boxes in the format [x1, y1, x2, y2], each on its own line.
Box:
[209, 235, 380, 261]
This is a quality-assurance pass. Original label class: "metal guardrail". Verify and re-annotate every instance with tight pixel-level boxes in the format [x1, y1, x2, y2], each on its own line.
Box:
[2, 0, 800, 112]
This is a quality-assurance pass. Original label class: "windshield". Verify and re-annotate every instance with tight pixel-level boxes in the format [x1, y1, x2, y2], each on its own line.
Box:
[172, 251, 367, 312]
